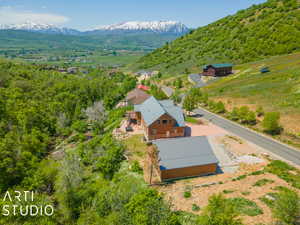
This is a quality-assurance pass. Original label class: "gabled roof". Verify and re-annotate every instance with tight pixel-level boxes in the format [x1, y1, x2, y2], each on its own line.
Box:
[203, 63, 233, 70]
[153, 136, 219, 170]
[126, 88, 150, 105]
[134, 96, 185, 127]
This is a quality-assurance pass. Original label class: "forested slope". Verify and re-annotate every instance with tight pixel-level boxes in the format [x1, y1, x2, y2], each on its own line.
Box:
[134, 0, 300, 74]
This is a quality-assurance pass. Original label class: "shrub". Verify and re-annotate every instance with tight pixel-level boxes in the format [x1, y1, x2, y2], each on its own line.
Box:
[197, 194, 243, 225]
[131, 160, 143, 174]
[192, 204, 200, 212]
[256, 106, 264, 117]
[262, 112, 281, 135]
[214, 101, 226, 114]
[184, 191, 191, 198]
[272, 189, 300, 225]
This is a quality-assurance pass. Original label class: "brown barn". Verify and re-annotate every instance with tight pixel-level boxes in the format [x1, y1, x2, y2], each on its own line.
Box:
[153, 136, 218, 180]
[134, 97, 185, 141]
[202, 64, 233, 76]
[125, 88, 150, 105]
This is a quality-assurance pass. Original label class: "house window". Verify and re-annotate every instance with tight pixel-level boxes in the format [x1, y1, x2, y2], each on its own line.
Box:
[162, 120, 168, 124]
[169, 120, 172, 124]
[152, 129, 157, 135]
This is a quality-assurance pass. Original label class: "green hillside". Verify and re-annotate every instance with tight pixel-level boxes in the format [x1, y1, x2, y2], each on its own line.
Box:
[134, 0, 300, 74]
[204, 51, 300, 136]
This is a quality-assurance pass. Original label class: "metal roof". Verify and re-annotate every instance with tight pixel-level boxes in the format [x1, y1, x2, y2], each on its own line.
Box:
[203, 63, 233, 69]
[153, 136, 218, 170]
[134, 96, 185, 127]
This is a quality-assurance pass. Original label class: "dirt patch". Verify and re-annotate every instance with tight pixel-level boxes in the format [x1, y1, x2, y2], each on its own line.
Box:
[157, 165, 298, 225]
[186, 122, 228, 137]
[155, 127, 299, 225]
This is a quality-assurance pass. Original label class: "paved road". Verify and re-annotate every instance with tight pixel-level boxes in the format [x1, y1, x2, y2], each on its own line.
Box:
[194, 108, 300, 166]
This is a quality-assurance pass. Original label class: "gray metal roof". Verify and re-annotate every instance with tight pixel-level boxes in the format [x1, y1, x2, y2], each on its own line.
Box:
[134, 96, 185, 127]
[153, 136, 218, 170]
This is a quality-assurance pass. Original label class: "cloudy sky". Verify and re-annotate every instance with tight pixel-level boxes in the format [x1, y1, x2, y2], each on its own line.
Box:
[0, 0, 267, 30]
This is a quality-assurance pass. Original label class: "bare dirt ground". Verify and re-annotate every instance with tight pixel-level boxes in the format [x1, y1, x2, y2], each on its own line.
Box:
[186, 121, 228, 137]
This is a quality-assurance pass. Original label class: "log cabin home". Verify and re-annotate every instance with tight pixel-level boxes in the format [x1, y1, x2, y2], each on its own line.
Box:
[202, 63, 233, 76]
[134, 96, 185, 141]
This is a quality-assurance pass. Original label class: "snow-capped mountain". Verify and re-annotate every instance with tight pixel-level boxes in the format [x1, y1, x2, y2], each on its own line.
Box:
[0, 22, 81, 35]
[0, 21, 190, 36]
[91, 21, 190, 34]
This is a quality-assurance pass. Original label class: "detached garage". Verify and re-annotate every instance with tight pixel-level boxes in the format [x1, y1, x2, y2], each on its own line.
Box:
[153, 136, 218, 180]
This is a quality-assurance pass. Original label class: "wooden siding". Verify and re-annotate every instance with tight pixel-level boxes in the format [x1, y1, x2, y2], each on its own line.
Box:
[203, 66, 232, 77]
[160, 163, 217, 180]
[146, 114, 185, 140]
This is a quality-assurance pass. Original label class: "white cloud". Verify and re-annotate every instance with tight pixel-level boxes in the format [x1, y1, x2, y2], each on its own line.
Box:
[0, 6, 69, 25]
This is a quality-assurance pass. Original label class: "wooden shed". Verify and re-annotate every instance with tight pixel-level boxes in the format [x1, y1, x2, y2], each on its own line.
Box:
[153, 136, 218, 180]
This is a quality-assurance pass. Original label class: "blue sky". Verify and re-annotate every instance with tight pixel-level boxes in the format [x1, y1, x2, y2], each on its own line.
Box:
[0, 0, 267, 30]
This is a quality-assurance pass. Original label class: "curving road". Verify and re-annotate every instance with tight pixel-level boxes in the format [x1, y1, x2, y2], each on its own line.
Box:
[194, 107, 300, 166]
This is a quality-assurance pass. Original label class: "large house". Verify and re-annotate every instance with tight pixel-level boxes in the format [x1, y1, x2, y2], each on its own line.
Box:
[134, 96, 185, 141]
[202, 63, 233, 76]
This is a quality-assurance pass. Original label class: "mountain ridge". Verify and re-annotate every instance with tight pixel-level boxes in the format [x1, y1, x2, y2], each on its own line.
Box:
[133, 0, 300, 74]
[0, 20, 190, 35]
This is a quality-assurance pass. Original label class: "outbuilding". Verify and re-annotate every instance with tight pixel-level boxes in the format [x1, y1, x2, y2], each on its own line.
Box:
[153, 136, 218, 180]
[202, 63, 233, 76]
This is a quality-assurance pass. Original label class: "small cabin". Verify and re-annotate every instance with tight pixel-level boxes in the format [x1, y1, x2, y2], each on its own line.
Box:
[202, 64, 233, 77]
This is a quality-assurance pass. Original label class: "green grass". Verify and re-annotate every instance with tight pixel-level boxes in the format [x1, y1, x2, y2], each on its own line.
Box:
[241, 191, 251, 196]
[123, 135, 147, 158]
[223, 189, 236, 194]
[229, 197, 263, 216]
[265, 160, 300, 189]
[253, 179, 274, 187]
[185, 116, 199, 124]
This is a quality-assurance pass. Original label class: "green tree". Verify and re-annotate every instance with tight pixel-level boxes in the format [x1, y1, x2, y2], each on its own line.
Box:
[214, 101, 226, 114]
[262, 112, 281, 134]
[183, 95, 197, 115]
